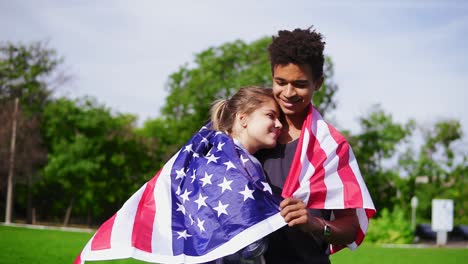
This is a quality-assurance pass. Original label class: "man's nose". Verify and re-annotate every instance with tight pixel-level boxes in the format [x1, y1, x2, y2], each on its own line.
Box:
[284, 83, 296, 97]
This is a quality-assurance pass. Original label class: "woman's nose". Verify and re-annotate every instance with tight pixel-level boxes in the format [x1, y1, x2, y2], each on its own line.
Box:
[275, 118, 282, 129]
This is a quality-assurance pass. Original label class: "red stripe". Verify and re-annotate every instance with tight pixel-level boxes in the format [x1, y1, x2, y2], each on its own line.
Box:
[328, 124, 363, 208]
[73, 251, 83, 264]
[131, 169, 162, 253]
[91, 214, 117, 250]
[354, 226, 366, 245]
[306, 127, 328, 208]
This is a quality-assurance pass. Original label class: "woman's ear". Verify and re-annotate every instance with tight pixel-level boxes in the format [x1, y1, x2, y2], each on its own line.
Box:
[236, 112, 248, 128]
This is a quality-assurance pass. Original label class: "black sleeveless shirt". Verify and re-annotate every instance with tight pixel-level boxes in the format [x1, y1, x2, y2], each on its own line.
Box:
[256, 140, 331, 264]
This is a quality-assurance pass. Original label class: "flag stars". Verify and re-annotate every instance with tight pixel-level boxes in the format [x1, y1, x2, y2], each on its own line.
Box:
[197, 217, 206, 233]
[200, 172, 213, 187]
[177, 230, 192, 240]
[183, 144, 193, 153]
[216, 142, 225, 151]
[239, 185, 255, 201]
[240, 155, 249, 165]
[190, 169, 197, 183]
[223, 161, 236, 171]
[218, 177, 233, 193]
[194, 193, 208, 210]
[189, 214, 194, 225]
[261, 182, 272, 194]
[205, 154, 220, 164]
[176, 203, 186, 215]
[180, 189, 191, 203]
[201, 137, 209, 146]
[175, 168, 186, 180]
[213, 201, 229, 217]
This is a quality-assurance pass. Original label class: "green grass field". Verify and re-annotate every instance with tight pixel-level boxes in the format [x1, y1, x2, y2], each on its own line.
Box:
[0, 225, 466, 264]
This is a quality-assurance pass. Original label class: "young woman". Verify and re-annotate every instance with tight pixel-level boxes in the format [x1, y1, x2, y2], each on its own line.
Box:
[76, 86, 285, 264]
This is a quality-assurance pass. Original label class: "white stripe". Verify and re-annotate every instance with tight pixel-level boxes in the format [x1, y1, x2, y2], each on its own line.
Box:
[82, 184, 147, 261]
[151, 153, 178, 255]
[313, 112, 344, 209]
[356, 208, 369, 233]
[294, 128, 313, 203]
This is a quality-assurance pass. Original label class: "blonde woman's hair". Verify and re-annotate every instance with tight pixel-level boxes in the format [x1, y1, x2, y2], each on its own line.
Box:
[210, 86, 275, 133]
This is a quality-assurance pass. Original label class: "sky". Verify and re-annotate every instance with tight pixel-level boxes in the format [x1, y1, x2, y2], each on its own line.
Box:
[1, 0, 467, 150]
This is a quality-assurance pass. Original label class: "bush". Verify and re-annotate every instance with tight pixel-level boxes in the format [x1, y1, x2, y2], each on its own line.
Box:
[366, 206, 413, 244]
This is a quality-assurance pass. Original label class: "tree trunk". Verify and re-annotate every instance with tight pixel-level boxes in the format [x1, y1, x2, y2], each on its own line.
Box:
[87, 207, 92, 227]
[63, 198, 74, 226]
[26, 172, 33, 224]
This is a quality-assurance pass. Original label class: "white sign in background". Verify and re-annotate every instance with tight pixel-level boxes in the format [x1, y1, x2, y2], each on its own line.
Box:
[431, 199, 454, 232]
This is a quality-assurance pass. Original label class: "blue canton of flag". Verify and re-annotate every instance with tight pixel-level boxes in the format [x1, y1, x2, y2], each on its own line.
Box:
[75, 124, 286, 264]
[170, 125, 282, 257]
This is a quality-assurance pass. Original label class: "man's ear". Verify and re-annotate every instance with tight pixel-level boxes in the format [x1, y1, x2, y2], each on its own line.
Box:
[314, 76, 324, 91]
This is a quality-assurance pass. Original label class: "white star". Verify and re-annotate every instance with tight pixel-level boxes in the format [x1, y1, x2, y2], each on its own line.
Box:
[200, 172, 213, 187]
[175, 168, 186, 180]
[193, 152, 200, 158]
[194, 193, 208, 210]
[224, 161, 236, 171]
[213, 201, 229, 217]
[215, 131, 223, 135]
[183, 144, 193, 153]
[201, 137, 209, 146]
[177, 230, 192, 240]
[262, 181, 272, 194]
[197, 217, 206, 232]
[205, 154, 220, 164]
[239, 185, 255, 201]
[218, 177, 233, 193]
[176, 203, 186, 215]
[190, 169, 197, 183]
[176, 186, 181, 195]
[180, 189, 191, 203]
[240, 155, 250, 165]
[216, 142, 225, 151]
[189, 214, 194, 225]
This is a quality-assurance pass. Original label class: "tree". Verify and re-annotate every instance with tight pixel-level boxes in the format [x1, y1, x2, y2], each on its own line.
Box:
[156, 36, 339, 151]
[38, 97, 156, 226]
[0, 41, 65, 223]
[399, 120, 467, 223]
[349, 105, 414, 211]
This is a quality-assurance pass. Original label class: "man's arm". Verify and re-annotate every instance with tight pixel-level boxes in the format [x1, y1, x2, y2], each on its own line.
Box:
[279, 197, 359, 245]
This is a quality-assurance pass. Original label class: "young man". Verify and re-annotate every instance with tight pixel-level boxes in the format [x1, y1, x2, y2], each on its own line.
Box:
[257, 27, 375, 264]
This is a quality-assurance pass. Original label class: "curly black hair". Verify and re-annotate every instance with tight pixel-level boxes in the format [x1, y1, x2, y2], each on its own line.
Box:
[268, 27, 325, 80]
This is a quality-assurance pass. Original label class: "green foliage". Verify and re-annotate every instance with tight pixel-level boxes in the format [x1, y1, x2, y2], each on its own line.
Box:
[38, 97, 157, 224]
[398, 119, 467, 224]
[350, 105, 414, 210]
[156, 36, 339, 151]
[366, 207, 413, 244]
[0, 41, 65, 114]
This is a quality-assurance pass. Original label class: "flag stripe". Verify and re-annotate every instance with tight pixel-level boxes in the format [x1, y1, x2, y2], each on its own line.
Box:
[91, 214, 117, 250]
[327, 124, 364, 208]
[131, 170, 161, 253]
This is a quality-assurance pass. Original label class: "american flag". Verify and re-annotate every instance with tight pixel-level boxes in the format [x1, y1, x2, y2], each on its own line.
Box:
[281, 105, 376, 253]
[75, 105, 375, 263]
[75, 125, 286, 264]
